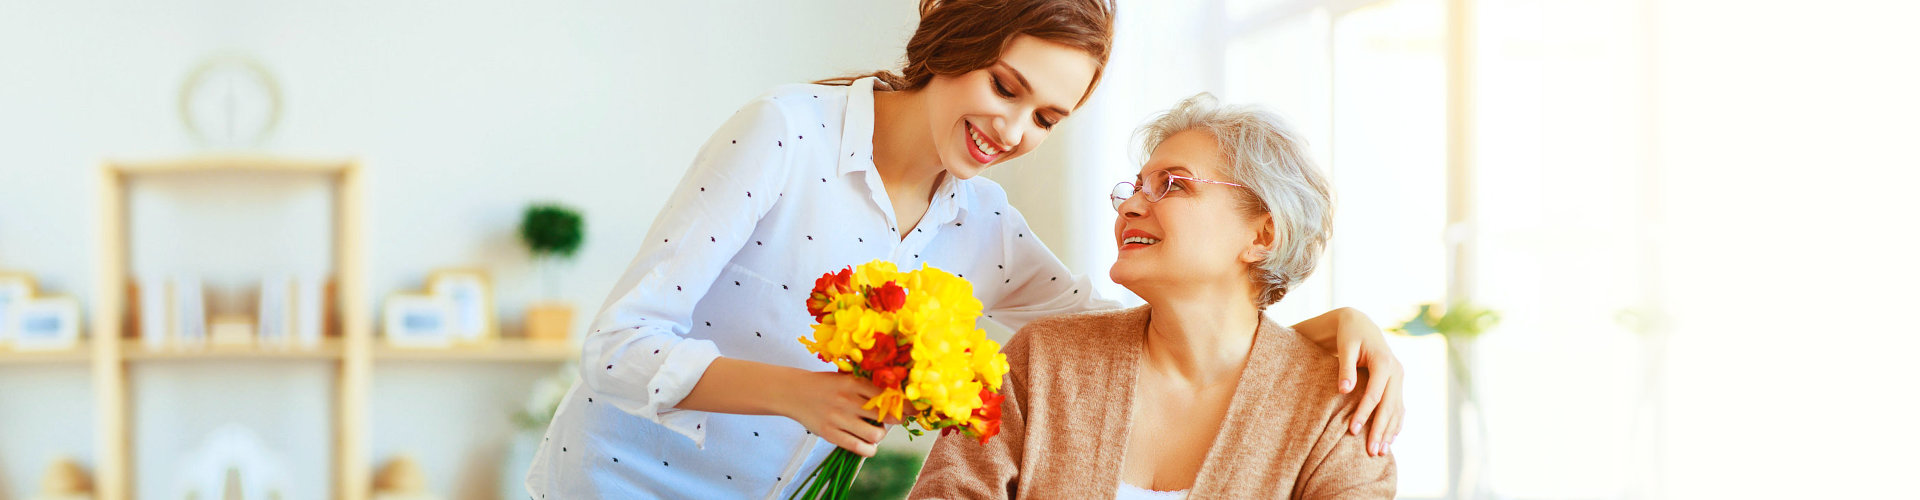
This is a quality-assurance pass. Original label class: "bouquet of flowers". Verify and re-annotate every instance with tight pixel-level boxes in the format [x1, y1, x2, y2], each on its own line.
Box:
[789, 260, 1010, 500]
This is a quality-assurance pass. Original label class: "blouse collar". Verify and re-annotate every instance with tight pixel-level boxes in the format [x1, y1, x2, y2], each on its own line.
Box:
[837, 76, 975, 225]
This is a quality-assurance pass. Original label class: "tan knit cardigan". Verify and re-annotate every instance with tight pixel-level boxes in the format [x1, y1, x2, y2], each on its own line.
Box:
[909, 305, 1396, 499]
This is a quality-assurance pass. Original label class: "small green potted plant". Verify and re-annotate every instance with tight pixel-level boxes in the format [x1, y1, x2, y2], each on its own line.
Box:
[1389, 300, 1499, 500]
[519, 203, 584, 343]
[1388, 300, 1498, 398]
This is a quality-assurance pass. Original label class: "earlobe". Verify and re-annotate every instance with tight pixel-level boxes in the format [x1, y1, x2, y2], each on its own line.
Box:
[1246, 215, 1277, 261]
[1241, 248, 1269, 264]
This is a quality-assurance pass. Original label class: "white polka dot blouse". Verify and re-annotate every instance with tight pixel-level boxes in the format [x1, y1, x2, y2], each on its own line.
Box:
[525, 78, 1120, 499]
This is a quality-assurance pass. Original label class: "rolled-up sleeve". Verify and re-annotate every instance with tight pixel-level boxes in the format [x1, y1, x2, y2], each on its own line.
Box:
[578, 95, 794, 448]
[983, 205, 1124, 331]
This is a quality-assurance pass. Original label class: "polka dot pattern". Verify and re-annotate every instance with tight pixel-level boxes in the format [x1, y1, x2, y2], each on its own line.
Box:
[530, 77, 1121, 499]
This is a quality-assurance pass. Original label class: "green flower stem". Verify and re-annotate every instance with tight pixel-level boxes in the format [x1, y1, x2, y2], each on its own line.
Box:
[839, 453, 868, 500]
[821, 455, 836, 500]
[789, 447, 872, 499]
[790, 455, 826, 500]
[816, 457, 836, 500]
[836, 449, 860, 499]
[821, 452, 845, 497]
[827, 451, 852, 500]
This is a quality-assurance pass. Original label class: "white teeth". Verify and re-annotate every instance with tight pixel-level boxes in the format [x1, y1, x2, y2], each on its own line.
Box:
[1123, 236, 1159, 246]
[969, 126, 1000, 156]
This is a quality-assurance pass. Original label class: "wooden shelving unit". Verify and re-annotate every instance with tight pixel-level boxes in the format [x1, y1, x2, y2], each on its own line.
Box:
[44, 153, 581, 500]
[373, 339, 576, 363]
[92, 154, 372, 500]
[0, 349, 92, 364]
[119, 338, 346, 361]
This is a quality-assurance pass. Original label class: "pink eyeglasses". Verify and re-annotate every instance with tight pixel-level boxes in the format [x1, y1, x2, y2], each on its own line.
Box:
[1111, 169, 1246, 211]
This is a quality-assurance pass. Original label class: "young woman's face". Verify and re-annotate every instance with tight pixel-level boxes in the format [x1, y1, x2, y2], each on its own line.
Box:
[1109, 130, 1271, 296]
[921, 35, 1098, 179]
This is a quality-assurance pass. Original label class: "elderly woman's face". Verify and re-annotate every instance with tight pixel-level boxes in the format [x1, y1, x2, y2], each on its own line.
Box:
[1109, 131, 1271, 296]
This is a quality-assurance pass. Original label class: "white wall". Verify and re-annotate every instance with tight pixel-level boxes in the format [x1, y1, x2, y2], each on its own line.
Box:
[1651, 0, 1920, 497]
[984, 0, 1221, 308]
[0, 365, 93, 500]
[0, 1, 918, 498]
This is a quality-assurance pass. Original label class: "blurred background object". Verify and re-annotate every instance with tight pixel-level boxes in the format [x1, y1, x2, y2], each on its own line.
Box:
[370, 455, 436, 500]
[31, 457, 92, 500]
[1, 0, 1914, 499]
[517, 203, 584, 344]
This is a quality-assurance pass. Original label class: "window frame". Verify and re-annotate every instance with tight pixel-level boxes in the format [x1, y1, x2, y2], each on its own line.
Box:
[1216, 1, 1476, 499]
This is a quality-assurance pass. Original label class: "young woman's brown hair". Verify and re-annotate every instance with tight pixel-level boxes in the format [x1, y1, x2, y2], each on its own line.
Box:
[820, 0, 1116, 109]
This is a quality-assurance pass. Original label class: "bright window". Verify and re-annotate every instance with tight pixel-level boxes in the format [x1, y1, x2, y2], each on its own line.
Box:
[1224, 0, 1451, 497]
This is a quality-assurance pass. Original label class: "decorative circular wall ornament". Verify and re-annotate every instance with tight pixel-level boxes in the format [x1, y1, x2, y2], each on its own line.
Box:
[178, 53, 284, 148]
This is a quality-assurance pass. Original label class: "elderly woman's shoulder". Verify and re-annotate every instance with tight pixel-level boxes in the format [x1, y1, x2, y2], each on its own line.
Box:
[1007, 306, 1149, 354]
[1259, 324, 1374, 405]
[1264, 324, 1344, 371]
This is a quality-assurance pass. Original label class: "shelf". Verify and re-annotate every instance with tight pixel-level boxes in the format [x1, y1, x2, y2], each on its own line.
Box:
[373, 339, 576, 362]
[107, 154, 357, 175]
[93, 154, 371, 500]
[0, 348, 91, 364]
[120, 338, 344, 361]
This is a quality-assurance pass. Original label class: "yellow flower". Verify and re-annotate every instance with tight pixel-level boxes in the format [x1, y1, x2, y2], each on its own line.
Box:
[799, 260, 1013, 435]
[828, 308, 884, 357]
[798, 323, 840, 358]
[893, 307, 926, 343]
[906, 351, 986, 421]
[969, 336, 1010, 391]
[864, 388, 906, 422]
[852, 261, 900, 289]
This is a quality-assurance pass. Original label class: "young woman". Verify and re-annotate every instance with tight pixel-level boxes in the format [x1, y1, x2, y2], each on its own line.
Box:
[526, 1, 1403, 498]
[911, 94, 1393, 499]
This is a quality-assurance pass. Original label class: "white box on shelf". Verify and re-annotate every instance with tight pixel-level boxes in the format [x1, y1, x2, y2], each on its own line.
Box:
[139, 273, 171, 351]
[173, 276, 207, 349]
[0, 273, 36, 350]
[428, 269, 494, 345]
[209, 315, 255, 347]
[383, 294, 455, 349]
[257, 275, 294, 349]
[11, 296, 82, 352]
[294, 273, 324, 349]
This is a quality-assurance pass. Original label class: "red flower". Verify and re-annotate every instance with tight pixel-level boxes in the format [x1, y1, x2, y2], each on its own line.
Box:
[870, 366, 907, 390]
[810, 267, 854, 295]
[806, 267, 856, 320]
[971, 388, 1006, 444]
[891, 342, 916, 365]
[867, 282, 907, 312]
[830, 267, 854, 293]
[859, 333, 899, 371]
[805, 291, 832, 321]
[973, 419, 1002, 445]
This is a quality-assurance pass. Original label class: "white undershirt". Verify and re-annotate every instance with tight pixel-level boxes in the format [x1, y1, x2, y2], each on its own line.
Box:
[1117, 481, 1191, 500]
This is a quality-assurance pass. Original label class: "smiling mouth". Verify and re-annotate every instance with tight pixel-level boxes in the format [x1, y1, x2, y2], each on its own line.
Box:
[966, 122, 1003, 163]
[1119, 234, 1160, 250]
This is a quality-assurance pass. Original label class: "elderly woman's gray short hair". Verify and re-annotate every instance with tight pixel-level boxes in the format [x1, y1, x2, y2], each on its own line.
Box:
[1136, 93, 1333, 307]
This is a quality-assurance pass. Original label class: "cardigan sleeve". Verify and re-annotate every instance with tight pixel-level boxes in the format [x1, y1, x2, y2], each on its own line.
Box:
[1293, 371, 1398, 499]
[907, 329, 1033, 499]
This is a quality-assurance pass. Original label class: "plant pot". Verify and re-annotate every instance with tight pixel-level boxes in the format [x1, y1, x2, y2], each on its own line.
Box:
[524, 302, 574, 343]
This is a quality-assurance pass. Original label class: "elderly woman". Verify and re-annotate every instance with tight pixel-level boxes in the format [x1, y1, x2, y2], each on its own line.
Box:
[909, 94, 1394, 498]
